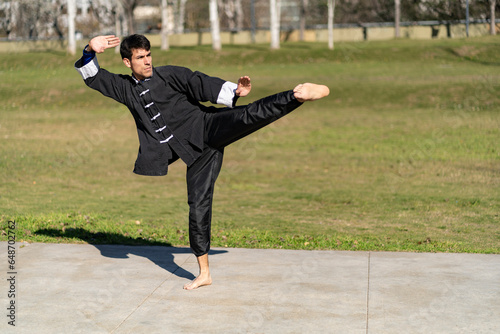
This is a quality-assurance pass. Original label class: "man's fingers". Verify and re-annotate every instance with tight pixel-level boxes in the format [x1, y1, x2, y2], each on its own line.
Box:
[90, 35, 120, 53]
[236, 76, 252, 97]
[238, 76, 251, 86]
[89, 35, 118, 53]
[105, 36, 121, 48]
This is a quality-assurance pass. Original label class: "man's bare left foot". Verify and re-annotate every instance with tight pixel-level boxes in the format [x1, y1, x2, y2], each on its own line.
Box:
[293, 83, 330, 102]
[183, 272, 212, 290]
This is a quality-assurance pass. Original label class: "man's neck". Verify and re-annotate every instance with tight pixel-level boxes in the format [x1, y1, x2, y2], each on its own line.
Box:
[132, 72, 153, 84]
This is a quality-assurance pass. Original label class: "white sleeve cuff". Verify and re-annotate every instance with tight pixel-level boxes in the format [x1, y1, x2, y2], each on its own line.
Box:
[75, 57, 100, 80]
[216, 81, 238, 107]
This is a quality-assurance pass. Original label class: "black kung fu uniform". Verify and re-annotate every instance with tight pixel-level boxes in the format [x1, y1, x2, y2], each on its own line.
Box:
[75, 51, 302, 257]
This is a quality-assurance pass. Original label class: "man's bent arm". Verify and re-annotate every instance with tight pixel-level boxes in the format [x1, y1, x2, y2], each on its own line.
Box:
[218, 76, 251, 108]
[172, 68, 247, 108]
[217, 81, 239, 107]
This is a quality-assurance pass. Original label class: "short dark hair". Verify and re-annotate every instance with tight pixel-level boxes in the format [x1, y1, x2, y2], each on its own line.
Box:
[120, 34, 151, 59]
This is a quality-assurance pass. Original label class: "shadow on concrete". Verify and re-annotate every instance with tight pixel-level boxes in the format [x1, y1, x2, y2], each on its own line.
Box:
[35, 228, 227, 280]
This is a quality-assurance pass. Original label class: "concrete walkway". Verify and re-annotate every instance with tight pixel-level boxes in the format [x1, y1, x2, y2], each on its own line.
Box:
[1, 242, 499, 333]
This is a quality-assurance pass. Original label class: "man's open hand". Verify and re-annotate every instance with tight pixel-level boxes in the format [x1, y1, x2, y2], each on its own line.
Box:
[236, 76, 251, 97]
[88, 35, 121, 54]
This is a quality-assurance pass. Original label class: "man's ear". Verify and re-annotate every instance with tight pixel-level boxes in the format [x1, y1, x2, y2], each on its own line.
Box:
[123, 58, 131, 68]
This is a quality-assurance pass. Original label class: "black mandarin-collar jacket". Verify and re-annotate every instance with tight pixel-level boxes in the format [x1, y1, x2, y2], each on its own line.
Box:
[75, 55, 237, 176]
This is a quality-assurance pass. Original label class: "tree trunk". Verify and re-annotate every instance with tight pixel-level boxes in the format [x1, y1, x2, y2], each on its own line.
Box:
[328, 0, 335, 50]
[120, 0, 137, 35]
[491, 0, 497, 35]
[299, 0, 308, 41]
[235, 0, 243, 30]
[270, 0, 280, 49]
[177, 0, 187, 33]
[67, 0, 76, 55]
[209, 0, 221, 50]
[161, 0, 169, 50]
[126, 10, 134, 35]
[466, 0, 470, 37]
[114, 3, 123, 54]
[220, 0, 236, 30]
[395, 0, 400, 38]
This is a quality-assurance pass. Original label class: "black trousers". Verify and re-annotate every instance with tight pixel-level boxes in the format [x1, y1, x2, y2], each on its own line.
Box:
[186, 90, 302, 257]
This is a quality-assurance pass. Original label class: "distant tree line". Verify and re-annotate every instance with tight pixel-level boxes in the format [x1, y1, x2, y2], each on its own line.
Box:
[336, 0, 498, 23]
[1, 0, 498, 40]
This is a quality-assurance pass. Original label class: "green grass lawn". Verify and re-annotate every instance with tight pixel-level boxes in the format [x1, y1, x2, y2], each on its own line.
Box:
[1, 36, 499, 253]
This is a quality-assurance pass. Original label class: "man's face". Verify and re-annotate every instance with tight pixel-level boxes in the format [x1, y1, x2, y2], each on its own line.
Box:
[123, 48, 152, 81]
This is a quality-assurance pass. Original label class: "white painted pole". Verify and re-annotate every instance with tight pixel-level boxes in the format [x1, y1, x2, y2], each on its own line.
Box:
[395, 0, 400, 38]
[491, 0, 497, 35]
[328, 0, 335, 50]
[209, 0, 221, 50]
[270, 0, 280, 49]
[161, 0, 170, 50]
[67, 0, 76, 55]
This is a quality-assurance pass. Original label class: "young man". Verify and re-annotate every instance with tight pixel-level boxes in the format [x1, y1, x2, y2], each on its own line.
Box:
[75, 34, 329, 290]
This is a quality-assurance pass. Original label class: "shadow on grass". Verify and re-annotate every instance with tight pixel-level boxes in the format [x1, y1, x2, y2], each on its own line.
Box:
[444, 47, 500, 66]
[35, 228, 227, 281]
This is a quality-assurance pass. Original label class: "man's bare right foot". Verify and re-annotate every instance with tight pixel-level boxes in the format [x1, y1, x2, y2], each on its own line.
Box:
[183, 272, 212, 290]
[293, 83, 330, 102]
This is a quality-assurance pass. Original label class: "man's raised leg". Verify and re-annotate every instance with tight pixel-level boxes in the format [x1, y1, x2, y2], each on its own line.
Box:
[205, 83, 329, 149]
